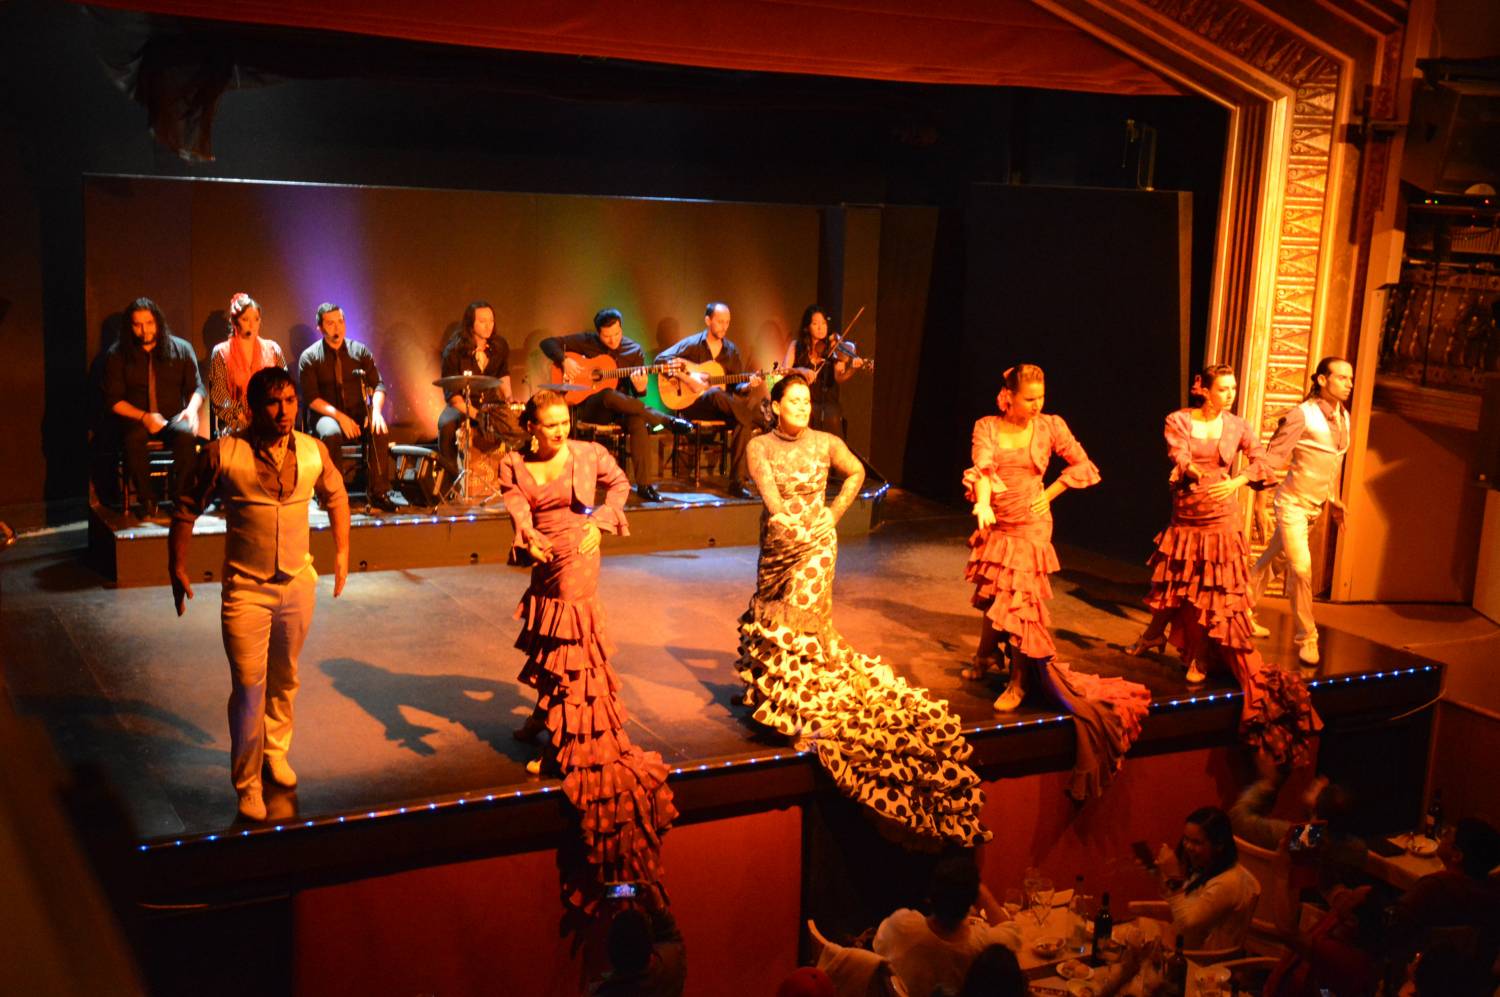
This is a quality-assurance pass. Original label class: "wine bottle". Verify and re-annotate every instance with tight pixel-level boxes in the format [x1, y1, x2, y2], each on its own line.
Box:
[1069, 875, 1088, 954]
[1162, 938, 1188, 996]
[1424, 790, 1443, 839]
[1091, 891, 1112, 964]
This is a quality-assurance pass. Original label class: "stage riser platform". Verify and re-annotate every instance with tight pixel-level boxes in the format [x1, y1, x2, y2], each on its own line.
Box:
[90, 495, 876, 587]
[131, 663, 1438, 902]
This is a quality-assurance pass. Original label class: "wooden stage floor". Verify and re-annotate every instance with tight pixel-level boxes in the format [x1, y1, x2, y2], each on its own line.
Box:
[3, 493, 1440, 852]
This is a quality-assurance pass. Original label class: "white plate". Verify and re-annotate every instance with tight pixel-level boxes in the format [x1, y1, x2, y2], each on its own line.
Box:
[1405, 835, 1439, 857]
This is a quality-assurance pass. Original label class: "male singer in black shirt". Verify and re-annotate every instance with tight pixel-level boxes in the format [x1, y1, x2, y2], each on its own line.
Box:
[539, 308, 690, 503]
[100, 296, 206, 520]
[296, 302, 398, 511]
[655, 302, 768, 497]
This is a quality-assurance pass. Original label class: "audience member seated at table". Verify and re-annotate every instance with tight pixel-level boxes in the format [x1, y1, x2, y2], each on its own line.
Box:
[1230, 748, 1368, 886]
[1396, 933, 1495, 997]
[807, 928, 907, 997]
[589, 885, 686, 997]
[1262, 884, 1382, 997]
[873, 856, 1021, 997]
[1386, 817, 1500, 966]
[1138, 805, 1261, 952]
[956, 944, 1026, 997]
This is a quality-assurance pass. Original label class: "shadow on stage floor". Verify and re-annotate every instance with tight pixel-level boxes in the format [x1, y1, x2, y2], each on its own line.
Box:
[1, 498, 1440, 843]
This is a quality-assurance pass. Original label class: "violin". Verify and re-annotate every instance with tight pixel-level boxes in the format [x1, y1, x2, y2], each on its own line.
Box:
[811, 306, 874, 376]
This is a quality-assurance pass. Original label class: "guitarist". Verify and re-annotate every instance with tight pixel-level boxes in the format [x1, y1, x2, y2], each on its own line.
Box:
[655, 301, 769, 499]
[539, 308, 691, 503]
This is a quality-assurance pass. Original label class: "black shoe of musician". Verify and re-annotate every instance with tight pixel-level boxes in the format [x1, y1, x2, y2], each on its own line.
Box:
[665, 416, 694, 435]
[725, 481, 753, 500]
[637, 484, 664, 503]
[370, 491, 400, 513]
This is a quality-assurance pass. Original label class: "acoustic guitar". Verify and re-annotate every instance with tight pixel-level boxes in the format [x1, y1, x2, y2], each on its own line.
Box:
[550, 352, 681, 406]
[658, 359, 772, 411]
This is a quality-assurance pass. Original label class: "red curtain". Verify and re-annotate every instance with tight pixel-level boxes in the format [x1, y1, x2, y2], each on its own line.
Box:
[78, 0, 1176, 95]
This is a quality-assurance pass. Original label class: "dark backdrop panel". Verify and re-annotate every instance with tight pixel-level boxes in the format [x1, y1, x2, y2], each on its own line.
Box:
[912, 184, 1190, 561]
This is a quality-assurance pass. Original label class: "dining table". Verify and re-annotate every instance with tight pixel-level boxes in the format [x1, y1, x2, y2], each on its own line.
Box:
[1366, 833, 1445, 891]
[1021, 917, 1249, 996]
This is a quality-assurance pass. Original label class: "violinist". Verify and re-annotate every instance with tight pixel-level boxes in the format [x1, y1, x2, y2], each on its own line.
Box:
[781, 304, 869, 436]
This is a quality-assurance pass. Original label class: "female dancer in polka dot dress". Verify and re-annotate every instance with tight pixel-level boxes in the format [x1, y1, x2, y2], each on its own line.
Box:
[964, 364, 1151, 800]
[1128, 364, 1320, 766]
[737, 374, 989, 845]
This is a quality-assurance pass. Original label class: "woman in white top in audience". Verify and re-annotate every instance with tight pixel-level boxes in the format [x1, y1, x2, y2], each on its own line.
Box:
[1142, 806, 1261, 951]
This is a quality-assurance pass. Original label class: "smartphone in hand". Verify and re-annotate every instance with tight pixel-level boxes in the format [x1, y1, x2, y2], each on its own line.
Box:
[1131, 840, 1157, 869]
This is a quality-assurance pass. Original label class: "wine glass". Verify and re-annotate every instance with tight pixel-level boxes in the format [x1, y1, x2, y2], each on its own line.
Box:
[1029, 876, 1054, 928]
[1002, 888, 1024, 920]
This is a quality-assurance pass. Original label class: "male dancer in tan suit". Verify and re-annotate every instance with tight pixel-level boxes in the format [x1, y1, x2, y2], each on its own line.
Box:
[170, 366, 350, 821]
[1250, 356, 1354, 666]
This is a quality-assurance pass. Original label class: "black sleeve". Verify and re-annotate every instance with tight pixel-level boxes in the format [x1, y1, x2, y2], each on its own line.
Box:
[441, 343, 461, 379]
[656, 335, 691, 363]
[614, 338, 646, 365]
[720, 341, 745, 377]
[101, 347, 127, 409]
[539, 336, 566, 363]
[298, 345, 324, 409]
[492, 337, 510, 375]
[356, 342, 385, 394]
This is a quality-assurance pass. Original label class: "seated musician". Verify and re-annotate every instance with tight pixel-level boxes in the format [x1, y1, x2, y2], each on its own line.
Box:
[436, 299, 524, 481]
[539, 308, 691, 503]
[780, 304, 867, 436]
[654, 301, 769, 498]
[208, 292, 287, 435]
[297, 302, 399, 512]
[100, 296, 206, 520]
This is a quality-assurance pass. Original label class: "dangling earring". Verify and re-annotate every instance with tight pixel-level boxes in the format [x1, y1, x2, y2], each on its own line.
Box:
[528, 436, 539, 454]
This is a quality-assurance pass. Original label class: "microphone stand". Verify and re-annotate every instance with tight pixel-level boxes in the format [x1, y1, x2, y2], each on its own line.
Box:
[352, 367, 374, 515]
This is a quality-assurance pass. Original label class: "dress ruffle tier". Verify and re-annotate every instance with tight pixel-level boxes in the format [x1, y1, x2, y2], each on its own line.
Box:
[964, 530, 1060, 660]
[515, 590, 678, 910]
[1144, 519, 1321, 769]
[1037, 660, 1154, 800]
[737, 599, 990, 847]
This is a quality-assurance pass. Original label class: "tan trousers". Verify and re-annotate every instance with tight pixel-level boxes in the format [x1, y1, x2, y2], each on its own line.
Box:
[1250, 493, 1321, 647]
[221, 568, 317, 793]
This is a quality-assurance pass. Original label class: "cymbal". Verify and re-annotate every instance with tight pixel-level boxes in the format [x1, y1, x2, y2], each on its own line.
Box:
[433, 374, 502, 391]
[537, 383, 590, 392]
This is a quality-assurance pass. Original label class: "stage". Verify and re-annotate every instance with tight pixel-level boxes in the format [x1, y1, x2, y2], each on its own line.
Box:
[4, 491, 1441, 903]
[85, 477, 883, 587]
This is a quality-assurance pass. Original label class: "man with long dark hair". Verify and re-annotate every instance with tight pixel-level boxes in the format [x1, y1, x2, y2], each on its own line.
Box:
[101, 297, 205, 520]
[436, 299, 524, 481]
[1249, 355, 1354, 665]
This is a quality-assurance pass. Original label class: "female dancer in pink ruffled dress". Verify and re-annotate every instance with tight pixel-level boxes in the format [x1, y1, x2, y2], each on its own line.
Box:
[1128, 364, 1321, 766]
[963, 364, 1151, 800]
[499, 390, 677, 909]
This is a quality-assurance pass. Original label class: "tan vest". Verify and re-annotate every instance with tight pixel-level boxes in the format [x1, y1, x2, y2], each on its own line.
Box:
[220, 431, 321, 581]
[1278, 399, 1347, 505]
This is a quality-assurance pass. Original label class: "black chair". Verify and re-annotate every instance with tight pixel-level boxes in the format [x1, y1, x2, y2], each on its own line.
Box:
[670, 419, 730, 489]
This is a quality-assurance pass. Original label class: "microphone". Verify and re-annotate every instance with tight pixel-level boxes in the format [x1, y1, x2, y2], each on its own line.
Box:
[351, 368, 367, 381]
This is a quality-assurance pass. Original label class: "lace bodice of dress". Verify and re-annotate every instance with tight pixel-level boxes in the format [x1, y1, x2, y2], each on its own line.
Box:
[750, 430, 831, 515]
